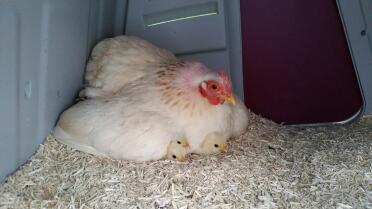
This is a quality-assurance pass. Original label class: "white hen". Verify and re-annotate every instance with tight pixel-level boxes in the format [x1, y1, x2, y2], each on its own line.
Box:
[82, 35, 249, 138]
[54, 36, 248, 157]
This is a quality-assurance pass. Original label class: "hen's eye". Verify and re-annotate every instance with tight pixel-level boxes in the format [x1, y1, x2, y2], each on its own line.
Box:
[211, 84, 218, 90]
[214, 144, 219, 148]
[172, 154, 177, 159]
[177, 141, 181, 144]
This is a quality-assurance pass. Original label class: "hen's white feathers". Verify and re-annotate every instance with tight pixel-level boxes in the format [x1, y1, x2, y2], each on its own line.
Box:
[82, 36, 178, 98]
[231, 97, 249, 137]
[55, 79, 185, 161]
[83, 35, 249, 139]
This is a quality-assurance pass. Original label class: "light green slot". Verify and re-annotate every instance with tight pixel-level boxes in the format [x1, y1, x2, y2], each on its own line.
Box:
[144, 1, 218, 27]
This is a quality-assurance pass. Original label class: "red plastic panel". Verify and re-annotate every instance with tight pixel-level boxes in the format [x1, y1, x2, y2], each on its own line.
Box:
[240, 0, 363, 124]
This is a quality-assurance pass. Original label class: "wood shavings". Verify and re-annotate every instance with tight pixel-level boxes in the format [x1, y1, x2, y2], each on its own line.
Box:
[0, 112, 371, 208]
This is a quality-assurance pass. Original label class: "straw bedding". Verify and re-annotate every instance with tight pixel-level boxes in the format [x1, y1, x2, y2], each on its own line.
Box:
[0, 112, 371, 209]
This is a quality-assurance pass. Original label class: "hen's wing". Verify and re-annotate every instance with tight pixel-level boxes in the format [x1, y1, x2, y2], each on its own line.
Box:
[55, 76, 182, 161]
[81, 36, 178, 98]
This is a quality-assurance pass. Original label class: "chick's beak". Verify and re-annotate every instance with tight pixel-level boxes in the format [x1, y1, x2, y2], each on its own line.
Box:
[182, 142, 189, 148]
[220, 144, 228, 153]
[223, 94, 236, 106]
[179, 155, 186, 162]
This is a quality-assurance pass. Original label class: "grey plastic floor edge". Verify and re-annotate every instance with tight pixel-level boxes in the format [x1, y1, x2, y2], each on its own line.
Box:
[287, 107, 364, 127]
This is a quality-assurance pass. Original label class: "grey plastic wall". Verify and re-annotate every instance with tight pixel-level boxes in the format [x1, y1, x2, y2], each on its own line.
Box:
[0, 0, 127, 181]
[337, 0, 372, 114]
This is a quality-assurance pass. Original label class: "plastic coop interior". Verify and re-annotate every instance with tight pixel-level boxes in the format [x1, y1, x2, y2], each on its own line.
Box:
[0, 0, 371, 182]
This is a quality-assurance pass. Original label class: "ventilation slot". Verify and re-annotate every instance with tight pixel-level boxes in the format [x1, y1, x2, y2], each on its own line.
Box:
[144, 2, 218, 27]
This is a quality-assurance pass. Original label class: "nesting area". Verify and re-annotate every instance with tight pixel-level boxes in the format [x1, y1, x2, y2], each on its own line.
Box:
[0, 112, 371, 209]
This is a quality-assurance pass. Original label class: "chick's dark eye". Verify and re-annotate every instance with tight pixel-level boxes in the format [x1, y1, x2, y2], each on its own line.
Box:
[214, 144, 219, 148]
[172, 154, 177, 159]
[177, 141, 181, 144]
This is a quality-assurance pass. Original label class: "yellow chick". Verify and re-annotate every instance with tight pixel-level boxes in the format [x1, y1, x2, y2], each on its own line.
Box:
[166, 138, 189, 161]
[193, 132, 228, 155]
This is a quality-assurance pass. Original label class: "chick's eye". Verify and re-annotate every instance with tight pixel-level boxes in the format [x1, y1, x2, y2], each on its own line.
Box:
[172, 154, 177, 159]
[177, 141, 181, 144]
[214, 144, 219, 148]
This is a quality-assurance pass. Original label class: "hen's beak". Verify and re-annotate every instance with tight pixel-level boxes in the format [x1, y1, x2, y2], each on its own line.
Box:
[179, 155, 186, 161]
[220, 144, 228, 153]
[223, 94, 236, 106]
[182, 141, 189, 148]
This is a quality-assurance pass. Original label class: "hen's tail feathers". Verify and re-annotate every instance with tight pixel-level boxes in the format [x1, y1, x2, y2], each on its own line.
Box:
[53, 125, 109, 158]
[79, 87, 113, 98]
